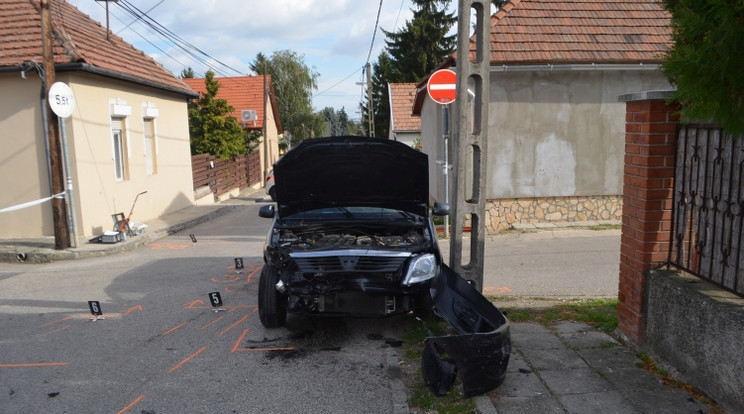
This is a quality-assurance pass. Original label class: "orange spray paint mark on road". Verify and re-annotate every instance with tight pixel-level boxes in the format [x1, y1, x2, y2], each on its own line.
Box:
[43, 325, 71, 336]
[484, 286, 513, 295]
[40, 315, 75, 328]
[231, 329, 296, 353]
[218, 314, 250, 338]
[161, 321, 188, 336]
[200, 315, 225, 330]
[0, 361, 70, 367]
[122, 305, 143, 316]
[116, 394, 145, 414]
[168, 346, 207, 373]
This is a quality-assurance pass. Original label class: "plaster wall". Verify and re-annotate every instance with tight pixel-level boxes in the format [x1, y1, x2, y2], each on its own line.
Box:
[645, 270, 744, 413]
[0, 74, 53, 236]
[421, 69, 671, 204]
[0, 71, 194, 238]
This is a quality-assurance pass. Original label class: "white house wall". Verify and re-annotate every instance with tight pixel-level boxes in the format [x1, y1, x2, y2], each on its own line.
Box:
[66, 74, 194, 238]
[0, 72, 194, 239]
[0, 74, 54, 237]
[423, 68, 671, 204]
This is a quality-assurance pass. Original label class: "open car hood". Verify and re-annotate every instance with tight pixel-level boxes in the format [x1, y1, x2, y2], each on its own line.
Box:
[273, 136, 429, 218]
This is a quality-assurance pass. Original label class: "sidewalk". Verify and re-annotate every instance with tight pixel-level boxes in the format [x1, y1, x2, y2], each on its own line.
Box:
[0, 192, 718, 413]
[477, 322, 713, 414]
[0, 187, 267, 264]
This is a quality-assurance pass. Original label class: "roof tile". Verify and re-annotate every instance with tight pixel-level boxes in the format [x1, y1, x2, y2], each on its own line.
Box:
[479, 0, 672, 64]
[0, 0, 192, 95]
[389, 83, 421, 132]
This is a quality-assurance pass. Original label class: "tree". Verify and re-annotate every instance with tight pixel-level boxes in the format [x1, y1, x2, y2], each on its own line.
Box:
[662, 0, 744, 135]
[370, 0, 457, 138]
[382, 0, 456, 83]
[188, 70, 251, 159]
[370, 52, 397, 138]
[321, 106, 354, 136]
[251, 50, 326, 145]
[180, 67, 195, 79]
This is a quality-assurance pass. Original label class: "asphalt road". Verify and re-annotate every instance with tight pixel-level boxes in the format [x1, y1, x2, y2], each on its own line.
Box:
[0, 203, 622, 413]
[0, 204, 410, 413]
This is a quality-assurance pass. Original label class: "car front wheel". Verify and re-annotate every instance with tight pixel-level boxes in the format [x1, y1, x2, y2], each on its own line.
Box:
[258, 265, 287, 328]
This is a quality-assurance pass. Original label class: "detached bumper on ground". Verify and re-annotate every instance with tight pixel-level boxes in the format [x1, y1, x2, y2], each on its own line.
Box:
[423, 264, 512, 397]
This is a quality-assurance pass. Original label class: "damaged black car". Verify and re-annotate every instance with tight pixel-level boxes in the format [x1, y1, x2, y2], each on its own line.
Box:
[258, 136, 510, 397]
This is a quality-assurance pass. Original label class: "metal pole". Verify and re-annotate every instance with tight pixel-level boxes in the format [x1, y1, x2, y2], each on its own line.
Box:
[366, 62, 375, 137]
[443, 104, 450, 239]
[58, 118, 78, 247]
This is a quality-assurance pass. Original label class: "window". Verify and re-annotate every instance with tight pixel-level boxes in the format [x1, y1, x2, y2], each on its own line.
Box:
[111, 118, 129, 181]
[143, 118, 157, 175]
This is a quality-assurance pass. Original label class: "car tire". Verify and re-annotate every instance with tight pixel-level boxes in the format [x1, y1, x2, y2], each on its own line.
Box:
[268, 186, 276, 201]
[258, 265, 287, 328]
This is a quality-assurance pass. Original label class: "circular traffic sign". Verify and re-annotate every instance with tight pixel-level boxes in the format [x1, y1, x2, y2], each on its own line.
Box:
[427, 69, 457, 105]
[48, 82, 76, 118]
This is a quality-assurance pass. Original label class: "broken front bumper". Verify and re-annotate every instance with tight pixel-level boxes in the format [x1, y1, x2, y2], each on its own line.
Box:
[423, 264, 512, 397]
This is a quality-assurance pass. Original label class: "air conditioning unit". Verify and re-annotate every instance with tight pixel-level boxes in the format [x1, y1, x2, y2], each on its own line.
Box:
[241, 110, 257, 122]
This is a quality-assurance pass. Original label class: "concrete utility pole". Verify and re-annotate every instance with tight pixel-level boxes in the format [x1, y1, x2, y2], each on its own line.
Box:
[449, 0, 491, 291]
[366, 62, 375, 137]
[41, 0, 69, 250]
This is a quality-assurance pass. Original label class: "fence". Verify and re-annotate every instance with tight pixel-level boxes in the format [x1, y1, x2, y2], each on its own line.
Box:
[191, 151, 262, 202]
[669, 124, 744, 297]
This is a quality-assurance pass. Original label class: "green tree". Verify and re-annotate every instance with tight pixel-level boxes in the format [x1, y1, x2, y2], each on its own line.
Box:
[251, 50, 325, 145]
[370, 0, 457, 138]
[180, 67, 195, 78]
[370, 52, 397, 138]
[321, 106, 353, 136]
[662, 0, 744, 135]
[382, 0, 456, 83]
[188, 70, 250, 159]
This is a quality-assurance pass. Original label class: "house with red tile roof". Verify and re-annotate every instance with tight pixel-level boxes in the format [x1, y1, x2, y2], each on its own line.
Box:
[414, 0, 673, 232]
[0, 0, 197, 239]
[182, 75, 282, 196]
[388, 83, 421, 148]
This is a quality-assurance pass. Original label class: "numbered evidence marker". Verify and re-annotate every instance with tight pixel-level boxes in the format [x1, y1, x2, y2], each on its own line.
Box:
[88, 300, 105, 321]
[208, 292, 226, 312]
[234, 257, 244, 273]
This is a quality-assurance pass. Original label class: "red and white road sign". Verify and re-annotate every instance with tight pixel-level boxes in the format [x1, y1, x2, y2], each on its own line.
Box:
[427, 69, 457, 104]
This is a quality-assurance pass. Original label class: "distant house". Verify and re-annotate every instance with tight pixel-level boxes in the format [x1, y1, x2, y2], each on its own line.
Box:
[388, 82, 421, 148]
[0, 0, 197, 239]
[182, 75, 282, 198]
[414, 0, 673, 232]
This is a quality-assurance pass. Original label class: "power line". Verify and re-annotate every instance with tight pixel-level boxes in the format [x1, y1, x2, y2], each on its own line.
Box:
[365, 0, 385, 65]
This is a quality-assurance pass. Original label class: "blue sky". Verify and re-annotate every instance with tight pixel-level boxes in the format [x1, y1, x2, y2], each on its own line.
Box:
[65, 0, 432, 119]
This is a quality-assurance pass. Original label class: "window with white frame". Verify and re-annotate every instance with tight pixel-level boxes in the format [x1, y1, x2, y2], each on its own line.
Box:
[111, 117, 129, 181]
[143, 118, 157, 175]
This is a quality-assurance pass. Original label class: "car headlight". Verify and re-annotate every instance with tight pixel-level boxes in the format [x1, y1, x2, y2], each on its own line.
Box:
[402, 254, 437, 286]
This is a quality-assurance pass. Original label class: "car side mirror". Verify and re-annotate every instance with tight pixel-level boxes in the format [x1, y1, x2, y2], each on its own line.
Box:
[258, 204, 276, 218]
[432, 202, 450, 216]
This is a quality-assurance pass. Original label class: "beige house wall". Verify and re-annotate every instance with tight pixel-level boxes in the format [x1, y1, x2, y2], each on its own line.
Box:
[421, 68, 672, 231]
[0, 74, 54, 236]
[260, 100, 280, 180]
[0, 72, 194, 239]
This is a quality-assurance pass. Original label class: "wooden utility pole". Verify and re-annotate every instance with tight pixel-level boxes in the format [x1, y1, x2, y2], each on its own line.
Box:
[41, 0, 69, 249]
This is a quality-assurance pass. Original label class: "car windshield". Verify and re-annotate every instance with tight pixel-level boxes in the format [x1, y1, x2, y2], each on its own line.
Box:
[283, 206, 420, 221]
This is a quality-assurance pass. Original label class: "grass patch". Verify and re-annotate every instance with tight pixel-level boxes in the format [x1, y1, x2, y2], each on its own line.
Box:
[401, 316, 477, 413]
[587, 223, 622, 231]
[502, 298, 619, 333]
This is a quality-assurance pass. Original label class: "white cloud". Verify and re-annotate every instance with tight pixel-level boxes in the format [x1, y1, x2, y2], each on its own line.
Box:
[66, 0, 425, 114]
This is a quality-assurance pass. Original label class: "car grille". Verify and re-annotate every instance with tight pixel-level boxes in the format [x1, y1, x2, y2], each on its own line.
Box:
[289, 250, 411, 273]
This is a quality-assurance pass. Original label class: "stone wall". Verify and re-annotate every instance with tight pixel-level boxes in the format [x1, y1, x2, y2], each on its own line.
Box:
[485, 195, 622, 232]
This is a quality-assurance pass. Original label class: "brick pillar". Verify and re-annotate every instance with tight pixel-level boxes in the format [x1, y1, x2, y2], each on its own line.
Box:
[617, 91, 679, 345]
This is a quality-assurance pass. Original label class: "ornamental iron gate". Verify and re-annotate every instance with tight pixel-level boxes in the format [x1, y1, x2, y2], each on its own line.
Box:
[670, 124, 744, 297]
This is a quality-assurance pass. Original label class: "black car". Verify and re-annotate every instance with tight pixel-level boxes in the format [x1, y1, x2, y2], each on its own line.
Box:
[258, 136, 510, 397]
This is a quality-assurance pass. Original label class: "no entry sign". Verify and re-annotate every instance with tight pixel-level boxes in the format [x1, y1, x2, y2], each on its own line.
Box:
[427, 69, 457, 104]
